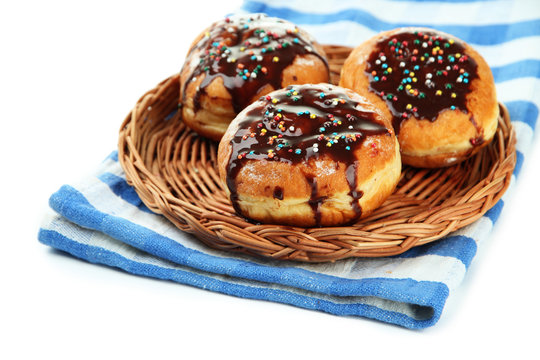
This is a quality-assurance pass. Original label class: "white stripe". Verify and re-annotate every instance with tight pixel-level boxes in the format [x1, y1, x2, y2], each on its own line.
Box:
[503, 175, 517, 203]
[295, 20, 540, 50]
[497, 80, 540, 156]
[43, 211, 193, 269]
[513, 121, 535, 155]
[249, 0, 540, 25]
[344, 255, 467, 291]
[301, 21, 377, 47]
[454, 216, 494, 246]
[497, 77, 540, 106]
[84, 166, 207, 251]
[475, 36, 540, 67]
[496, 78, 538, 160]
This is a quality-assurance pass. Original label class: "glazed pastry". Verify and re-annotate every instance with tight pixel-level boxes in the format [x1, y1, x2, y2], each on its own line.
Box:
[340, 27, 498, 168]
[180, 13, 330, 141]
[217, 83, 401, 227]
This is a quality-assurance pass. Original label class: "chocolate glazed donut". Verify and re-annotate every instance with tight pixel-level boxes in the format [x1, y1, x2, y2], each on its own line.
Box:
[217, 83, 401, 227]
[340, 28, 499, 168]
[180, 13, 330, 141]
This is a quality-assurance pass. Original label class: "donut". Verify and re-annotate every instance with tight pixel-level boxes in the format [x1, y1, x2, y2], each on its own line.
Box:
[339, 27, 499, 168]
[217, 83, 401, 227]
[180, 13, 330, 141]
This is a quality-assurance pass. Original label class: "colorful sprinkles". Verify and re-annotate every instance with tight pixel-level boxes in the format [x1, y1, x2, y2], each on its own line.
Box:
[182, 14, 328, 114]
[230, 85, 389, 161]
[365, 29, 478, 132]
[197, 15, 313, 83]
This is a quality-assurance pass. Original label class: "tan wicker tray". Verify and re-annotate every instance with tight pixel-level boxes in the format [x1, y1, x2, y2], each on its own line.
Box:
[118, 45, 516, 262]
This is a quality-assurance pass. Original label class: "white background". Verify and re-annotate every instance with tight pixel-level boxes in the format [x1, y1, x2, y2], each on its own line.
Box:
[2, 1, 539, 359]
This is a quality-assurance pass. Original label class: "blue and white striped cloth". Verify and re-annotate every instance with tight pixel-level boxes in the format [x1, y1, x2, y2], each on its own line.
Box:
[38, 0, 540, 329]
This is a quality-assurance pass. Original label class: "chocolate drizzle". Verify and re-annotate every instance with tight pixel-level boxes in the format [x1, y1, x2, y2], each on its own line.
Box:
[305, 175, 326, 226]
[182, 13, 329, 113]
[272, 186, 284, 200]
[346, 162, 363, 217]
[365, 29, 479, 134]
[225, 84, 389, 225]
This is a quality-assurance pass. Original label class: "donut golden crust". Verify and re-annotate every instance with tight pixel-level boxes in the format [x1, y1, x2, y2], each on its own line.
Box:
[180, 13, 330, 141]
[217, 83, 401, 227]
[339, 27, 498, 168]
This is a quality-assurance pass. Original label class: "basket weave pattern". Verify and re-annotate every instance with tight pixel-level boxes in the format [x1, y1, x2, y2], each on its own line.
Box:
[118, 45, 516, 262]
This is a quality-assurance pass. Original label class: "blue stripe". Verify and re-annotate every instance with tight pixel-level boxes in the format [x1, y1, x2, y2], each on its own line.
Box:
[485, 199, 504, 223]
[242, 1, 540, 45]
[97, 172, 152, 213]
[492, 60, 540, 83]
[514, 150, 525, 177]
[506, 100, 538, 131]
[396, 235, 477, 268]
[105, 151, 118, 162]
[38, 228, 446, 328]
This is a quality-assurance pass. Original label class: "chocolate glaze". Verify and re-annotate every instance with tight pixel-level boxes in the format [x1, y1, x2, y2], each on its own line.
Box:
[225, 84, 390, 225]
[365, 29, 479, 134]
[346, 162, 363, 217]
[305, 175, 326, 226]
[273, 186, 284, 200]
[182, 13, 329, 114]
[468, 115, 485, 145]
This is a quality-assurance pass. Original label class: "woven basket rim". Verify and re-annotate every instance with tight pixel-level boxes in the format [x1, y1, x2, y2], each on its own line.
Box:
[118, 44, 516, 262]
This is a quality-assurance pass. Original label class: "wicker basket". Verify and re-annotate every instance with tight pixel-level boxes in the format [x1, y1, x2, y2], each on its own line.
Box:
[118, 45, 516, 262]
